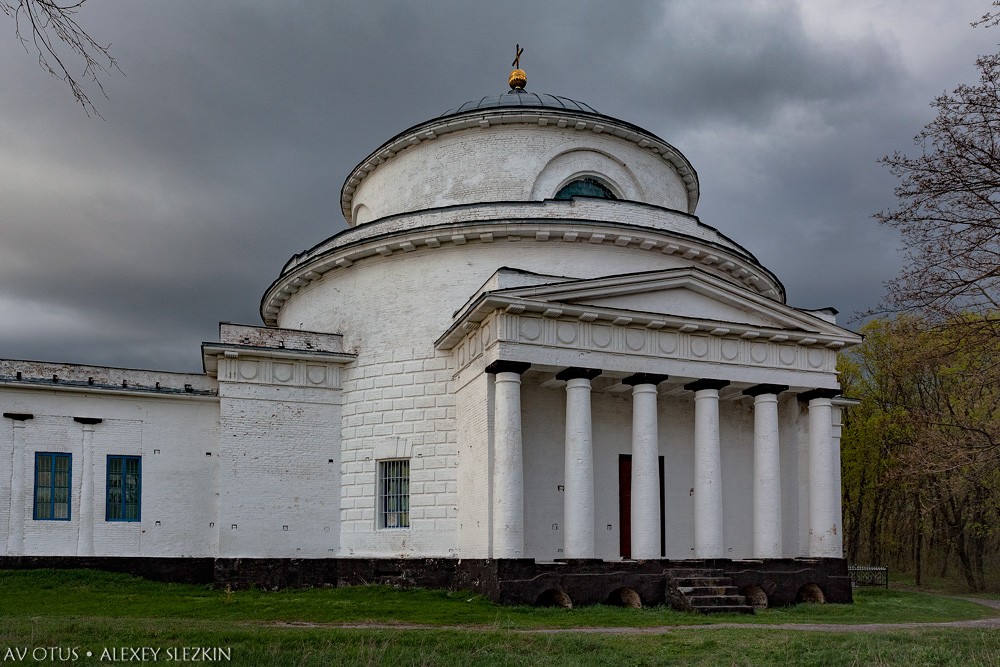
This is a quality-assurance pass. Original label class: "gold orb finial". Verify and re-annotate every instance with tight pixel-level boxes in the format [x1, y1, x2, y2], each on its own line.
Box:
[509, 43, 526, 91]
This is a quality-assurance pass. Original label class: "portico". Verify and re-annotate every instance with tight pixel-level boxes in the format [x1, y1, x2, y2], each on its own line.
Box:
[443, 266, 860, 563]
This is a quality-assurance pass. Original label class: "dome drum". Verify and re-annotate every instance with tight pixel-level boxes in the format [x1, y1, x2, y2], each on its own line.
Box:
[340, 105, 700, 225]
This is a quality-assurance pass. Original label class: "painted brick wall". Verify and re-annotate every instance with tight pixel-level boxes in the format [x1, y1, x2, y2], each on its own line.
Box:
[455, 365, 493, 558]
[216, 379, 343, 558]
[1, 387, 218, 557]
[338, 347, 458, 557]
[351, 124, 690, 222]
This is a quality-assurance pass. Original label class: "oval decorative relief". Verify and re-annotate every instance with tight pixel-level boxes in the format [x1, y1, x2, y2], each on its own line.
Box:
[808, 349, 825, 368]
[238, 360, 258, 380]
[557, 322, 577, 344]
[520, 318, 542, 341]
[750, 343, 768, 364]
[591, 325, 612, 348]
[690, 337, 709, 357]
[721, 340, 739, 361]
[658, 333, 678, 354]
[307, 365, 326, 384]
[778, 347, 797, 366]
[482, 320, 493, 343]
[273, 363, 294, 382]
[625, 330, 645, 351]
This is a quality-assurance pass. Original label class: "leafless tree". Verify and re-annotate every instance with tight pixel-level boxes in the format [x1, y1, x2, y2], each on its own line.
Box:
[876, 48, 1000, 338]
[2, 0, 121, 116]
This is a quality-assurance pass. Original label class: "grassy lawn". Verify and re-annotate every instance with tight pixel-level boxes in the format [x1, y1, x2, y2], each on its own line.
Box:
[1, 569, 998, 665]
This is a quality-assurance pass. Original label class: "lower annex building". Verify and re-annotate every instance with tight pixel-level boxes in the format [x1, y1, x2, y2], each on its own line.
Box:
[1, 63, 862, 608]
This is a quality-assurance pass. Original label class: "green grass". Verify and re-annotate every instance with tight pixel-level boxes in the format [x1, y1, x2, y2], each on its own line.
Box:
[1, 570, 999, 665]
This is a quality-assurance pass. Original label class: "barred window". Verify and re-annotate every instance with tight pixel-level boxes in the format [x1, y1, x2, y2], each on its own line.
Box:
[34, 452, 71, 520]
[379, 459, 409, 529]
[106, 455, 141, 522]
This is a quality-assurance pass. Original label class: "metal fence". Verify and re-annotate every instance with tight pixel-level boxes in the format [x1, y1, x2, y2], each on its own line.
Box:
[848, 565, 888, 588]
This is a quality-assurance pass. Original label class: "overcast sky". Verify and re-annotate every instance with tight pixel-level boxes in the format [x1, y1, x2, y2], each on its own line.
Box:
[2, 1, 997, 372]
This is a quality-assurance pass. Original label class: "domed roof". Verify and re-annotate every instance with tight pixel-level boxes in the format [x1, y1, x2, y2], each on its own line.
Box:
[441, 91, 600, 117]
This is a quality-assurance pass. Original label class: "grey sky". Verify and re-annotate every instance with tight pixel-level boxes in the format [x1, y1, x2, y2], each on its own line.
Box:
[2, 1, 996, 372]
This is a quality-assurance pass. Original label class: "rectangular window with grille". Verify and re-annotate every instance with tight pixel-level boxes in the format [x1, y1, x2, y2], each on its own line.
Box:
[379, 459, 409, 529]
[34, 452, 71, 520]
[106, 455, 141, 522]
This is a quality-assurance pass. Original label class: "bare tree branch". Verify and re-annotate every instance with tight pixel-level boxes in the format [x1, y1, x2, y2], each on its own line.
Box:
[2, 0, 122, 117]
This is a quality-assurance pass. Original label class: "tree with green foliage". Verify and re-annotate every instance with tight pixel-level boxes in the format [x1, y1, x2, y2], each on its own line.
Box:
[840, 315, 1000, 591]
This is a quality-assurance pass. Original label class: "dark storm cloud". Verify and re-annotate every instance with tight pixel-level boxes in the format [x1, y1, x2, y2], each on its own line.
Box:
[1, 1, 997, 371]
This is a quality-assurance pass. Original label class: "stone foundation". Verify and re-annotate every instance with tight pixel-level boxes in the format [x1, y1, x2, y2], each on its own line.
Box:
[0, 556, 852, 607]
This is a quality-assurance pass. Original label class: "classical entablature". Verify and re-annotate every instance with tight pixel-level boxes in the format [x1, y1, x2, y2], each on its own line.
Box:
[438, 268, 860, 389]
[202, 324, 356, 390]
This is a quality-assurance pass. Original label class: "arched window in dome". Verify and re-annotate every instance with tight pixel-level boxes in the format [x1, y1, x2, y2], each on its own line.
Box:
[555, 177, 617, 200]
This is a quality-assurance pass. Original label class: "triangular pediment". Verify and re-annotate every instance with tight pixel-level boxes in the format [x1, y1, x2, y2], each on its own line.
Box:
[491, 268, 840, 334]
[437, 267, 861, 350]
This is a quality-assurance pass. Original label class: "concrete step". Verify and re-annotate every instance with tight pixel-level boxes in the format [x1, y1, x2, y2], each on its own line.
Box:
[673, 577, 732, 588]
[670, 568, 755, 615]
[677, 585, 734, 596]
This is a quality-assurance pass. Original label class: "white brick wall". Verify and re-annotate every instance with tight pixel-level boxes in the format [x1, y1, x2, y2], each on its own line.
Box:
[1, 386, 218, 557]
[338, 348, 458, 557]
[351, 123, 691, 223]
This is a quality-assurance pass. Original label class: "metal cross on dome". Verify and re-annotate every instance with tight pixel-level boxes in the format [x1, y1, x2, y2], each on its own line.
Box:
[512, 44, 523, 69]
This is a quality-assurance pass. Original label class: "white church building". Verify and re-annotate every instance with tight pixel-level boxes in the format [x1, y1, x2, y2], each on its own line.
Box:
[1, 62, 861, 608]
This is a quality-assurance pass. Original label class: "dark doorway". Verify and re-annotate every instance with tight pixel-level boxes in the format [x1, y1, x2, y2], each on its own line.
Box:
[618, 454, 665, 559]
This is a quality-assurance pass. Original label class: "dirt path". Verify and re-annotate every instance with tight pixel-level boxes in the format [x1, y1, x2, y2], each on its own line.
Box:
[269, 599, 1000, 634]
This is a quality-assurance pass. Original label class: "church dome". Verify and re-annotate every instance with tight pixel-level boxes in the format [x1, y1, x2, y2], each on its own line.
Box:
[341, 86, 700, 226]
[440, 91, 600, 117]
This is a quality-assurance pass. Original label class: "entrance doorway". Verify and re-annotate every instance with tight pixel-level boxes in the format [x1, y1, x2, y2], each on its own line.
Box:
[618, 454, 665, 559]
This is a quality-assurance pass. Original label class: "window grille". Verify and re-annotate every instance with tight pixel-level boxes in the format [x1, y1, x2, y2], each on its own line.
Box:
[379, 459, 410, 528]
[34, 452, 71, 520]
[107, 455, 141, 521]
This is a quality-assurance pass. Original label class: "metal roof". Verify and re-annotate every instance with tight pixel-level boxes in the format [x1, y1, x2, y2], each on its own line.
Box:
[441, 91, 599, 116]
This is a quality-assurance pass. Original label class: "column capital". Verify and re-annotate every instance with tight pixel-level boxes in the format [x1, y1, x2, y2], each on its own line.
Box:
[798, 388, 840, 402]
[3, 412, 33, 422]
[684, 378, 730, 392]
[622, 373, 669, 387]
[555, 367, 601, 382]
[743, 384, 789, 397]
[485, 360, 531, 375]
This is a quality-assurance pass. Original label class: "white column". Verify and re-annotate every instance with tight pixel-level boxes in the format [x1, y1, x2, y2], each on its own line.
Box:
[488, 361, 529, 558]
[688, 379, 728, 559]
[493, 372, 524, 558]
[748, 387, 785, 558]
[831, 405, 845, 558]
[626, 374, 665, 560]
[6, 415, 31, 555]
[807, 394, 839, 557]
[559, 368, 599, 559]
[77, 422, 97, 556]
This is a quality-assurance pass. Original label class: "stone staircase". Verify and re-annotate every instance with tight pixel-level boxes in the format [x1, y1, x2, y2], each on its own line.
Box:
[671, 569, 755, 614]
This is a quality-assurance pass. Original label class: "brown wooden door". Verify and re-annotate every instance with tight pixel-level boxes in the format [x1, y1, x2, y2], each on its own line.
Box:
[618, 455, 632, 558]
[618, 454, 666, 559]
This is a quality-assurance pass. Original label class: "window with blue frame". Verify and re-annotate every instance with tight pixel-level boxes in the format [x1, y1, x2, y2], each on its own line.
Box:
[34, 452, 71, 520]
[106, 455, 141, 522]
